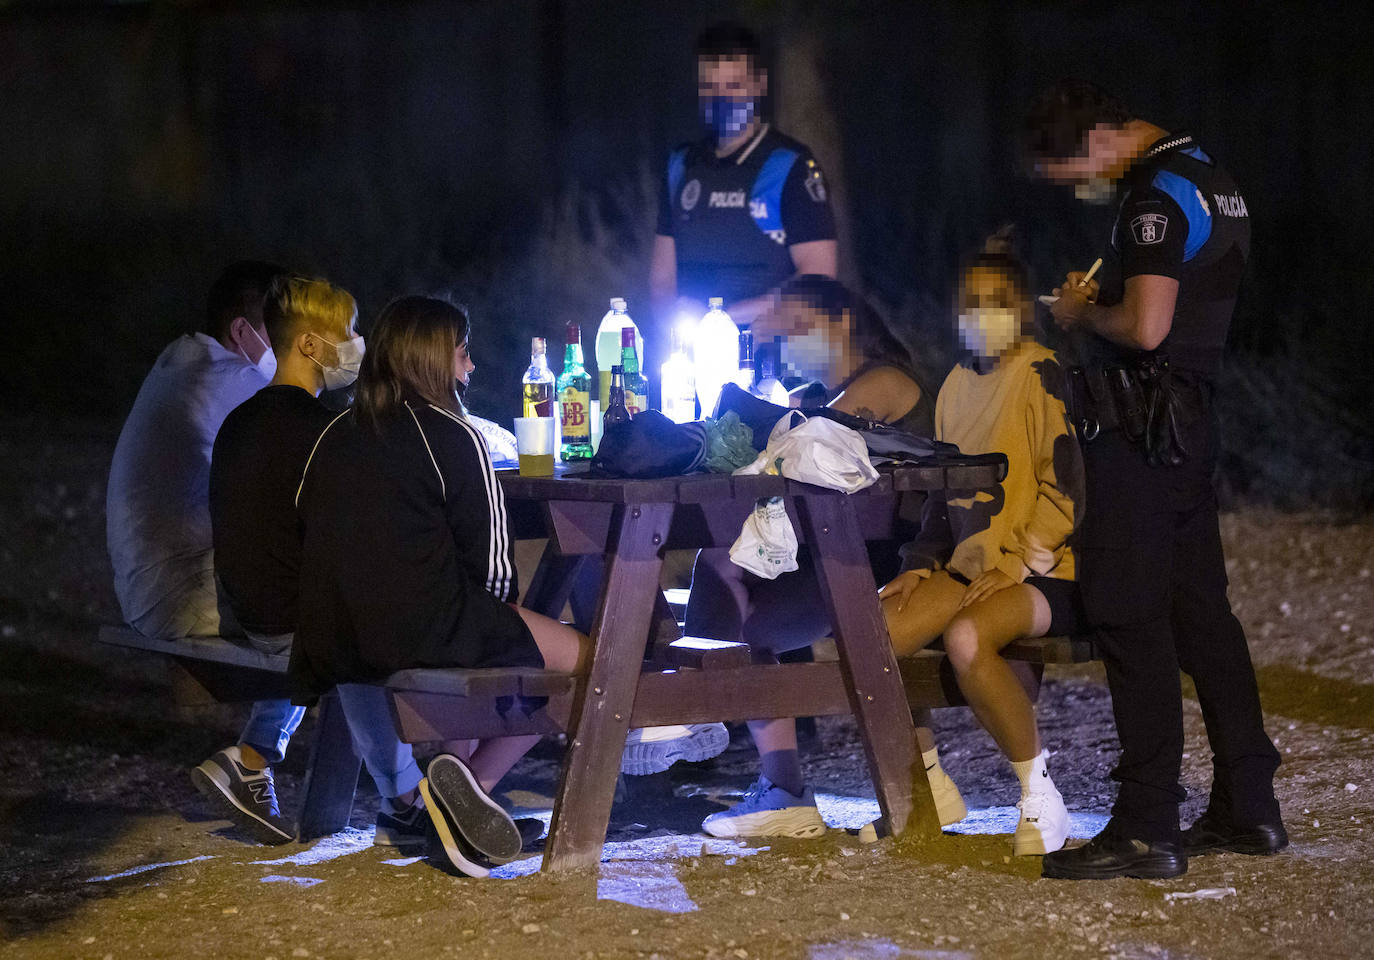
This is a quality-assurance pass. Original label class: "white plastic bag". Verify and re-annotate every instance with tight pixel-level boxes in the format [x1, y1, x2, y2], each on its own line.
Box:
[468, 413, 519, 467]
[729, 496, 800, 579]
[734, 412, 878, 493]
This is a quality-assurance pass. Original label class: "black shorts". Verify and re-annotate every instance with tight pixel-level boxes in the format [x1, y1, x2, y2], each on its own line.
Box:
[946, 570, 1086, 638]
[1024, 576, 1088, 637]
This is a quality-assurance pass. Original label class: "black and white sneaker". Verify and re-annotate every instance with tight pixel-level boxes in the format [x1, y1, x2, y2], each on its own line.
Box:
[191, 745, 294, 845]
[375, 798, 430, 848]
[419, 754, 522, 875]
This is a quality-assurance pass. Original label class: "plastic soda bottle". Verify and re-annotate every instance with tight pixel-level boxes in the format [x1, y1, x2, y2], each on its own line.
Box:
[659, 324, 697, 424]
[522, 337, 554, 418]
[620, 326, 648, 416]
[557, 321, 593, 461]
[694, 297, 740, 419]
[595, 297, 643, 411]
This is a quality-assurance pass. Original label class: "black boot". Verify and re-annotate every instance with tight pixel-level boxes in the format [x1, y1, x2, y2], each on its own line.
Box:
[1183, 808, 1288, 857]
[1042, 823, 1186, 880]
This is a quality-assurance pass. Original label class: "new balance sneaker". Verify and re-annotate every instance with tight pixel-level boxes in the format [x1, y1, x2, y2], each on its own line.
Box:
[620, 723, 730, 776]
[420, 754, 522, 874]
[1013, 788, 1070, 856]
[702, 777, 827, 839]
[375, 798, 429, 848]
[191, 745, 294, 845]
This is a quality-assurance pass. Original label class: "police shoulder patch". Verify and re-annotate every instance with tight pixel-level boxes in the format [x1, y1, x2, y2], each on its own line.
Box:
[1130, 212, 1168, 245]
[804, 160, 827, 203]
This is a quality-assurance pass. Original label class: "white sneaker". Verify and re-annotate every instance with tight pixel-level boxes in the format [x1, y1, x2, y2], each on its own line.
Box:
[1012, 787, 1070, 855]
[928, 764, 968, 827]
[620, 723, 729, 776]
[702, 777, 827, 839]
[855, 763, 967, 843]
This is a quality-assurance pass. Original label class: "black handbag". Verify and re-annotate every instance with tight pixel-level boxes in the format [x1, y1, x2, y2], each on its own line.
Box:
[588, 411, 709, 478]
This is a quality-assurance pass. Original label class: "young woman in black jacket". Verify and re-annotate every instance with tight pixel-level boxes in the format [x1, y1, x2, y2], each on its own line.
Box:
[294, 295, 588, 876]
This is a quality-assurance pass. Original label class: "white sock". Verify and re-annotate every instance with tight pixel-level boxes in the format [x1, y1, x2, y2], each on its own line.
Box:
[921, 747, 944, 775]
[1011, 749, 1053, 797]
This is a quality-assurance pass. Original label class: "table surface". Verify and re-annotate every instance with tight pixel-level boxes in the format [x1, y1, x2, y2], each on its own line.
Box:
[497, 454, 1008, 503]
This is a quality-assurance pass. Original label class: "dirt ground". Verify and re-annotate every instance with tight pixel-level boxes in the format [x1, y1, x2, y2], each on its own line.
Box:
[2, 413, 1372, 960]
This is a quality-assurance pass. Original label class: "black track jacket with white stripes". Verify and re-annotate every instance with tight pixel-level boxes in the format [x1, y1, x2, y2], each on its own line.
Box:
[289, 397, 540, 702]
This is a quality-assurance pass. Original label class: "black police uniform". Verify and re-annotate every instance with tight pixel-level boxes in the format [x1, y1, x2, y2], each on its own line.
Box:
[657, 125, 836, 305]
[1080, 133, 1281, 841]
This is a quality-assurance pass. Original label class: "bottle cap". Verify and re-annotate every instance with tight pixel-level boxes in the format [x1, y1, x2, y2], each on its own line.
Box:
[566, 322, 580, 343]
[708, 297, 724, 309]
[611, 365, 623, 375]
[531, 337, 546, 356]
[610, 297, 627, 312]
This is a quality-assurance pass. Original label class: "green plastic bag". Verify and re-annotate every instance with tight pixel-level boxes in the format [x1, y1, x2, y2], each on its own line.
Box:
[702, 411, 759, 473]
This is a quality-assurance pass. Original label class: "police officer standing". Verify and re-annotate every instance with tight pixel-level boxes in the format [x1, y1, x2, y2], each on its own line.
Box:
[1025, 80, 1285, 880]
[649, 21, 838, 329]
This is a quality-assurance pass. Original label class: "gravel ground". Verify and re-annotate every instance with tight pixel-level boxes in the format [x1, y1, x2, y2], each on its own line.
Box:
[1, 413, 1372, 960]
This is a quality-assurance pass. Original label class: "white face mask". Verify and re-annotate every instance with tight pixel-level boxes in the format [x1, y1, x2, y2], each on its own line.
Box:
[780, 328, 835, 382]
[1074, 177, 1117, 205]
[311, 334, 365, 390]
[239, 325, 277, 379]
[957, 307, 1021, 360]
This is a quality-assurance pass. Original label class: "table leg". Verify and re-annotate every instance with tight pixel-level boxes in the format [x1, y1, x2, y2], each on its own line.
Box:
[522, 541, 584, 620]
[543, 501, 673, 871]
[297, 691, 361, 841]
[796, 491, 941, 841]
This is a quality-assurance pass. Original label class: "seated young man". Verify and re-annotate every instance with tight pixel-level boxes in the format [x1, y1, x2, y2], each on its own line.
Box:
[201, 275, 438, 848]
[107, 261, 282, 640]
[105, 262, 313, 844]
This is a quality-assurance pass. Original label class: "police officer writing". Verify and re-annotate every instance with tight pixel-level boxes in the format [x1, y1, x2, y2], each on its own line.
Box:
[1025, 80, 1285, 880]
[649, 21, 837, 331]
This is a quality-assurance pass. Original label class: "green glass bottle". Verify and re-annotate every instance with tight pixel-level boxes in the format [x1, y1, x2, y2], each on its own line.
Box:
[557, 321, 594, 460]
[620, 326, 648, 416]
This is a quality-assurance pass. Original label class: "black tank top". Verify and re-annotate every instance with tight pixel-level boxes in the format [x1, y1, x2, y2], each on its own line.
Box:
[831, 359, 936, 438]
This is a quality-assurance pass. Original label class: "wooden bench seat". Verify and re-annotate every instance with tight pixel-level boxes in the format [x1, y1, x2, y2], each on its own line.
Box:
[96, 624, 358, 841]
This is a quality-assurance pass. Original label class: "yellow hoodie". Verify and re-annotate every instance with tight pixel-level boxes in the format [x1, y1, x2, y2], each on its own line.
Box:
[902, 340, 1083, 583]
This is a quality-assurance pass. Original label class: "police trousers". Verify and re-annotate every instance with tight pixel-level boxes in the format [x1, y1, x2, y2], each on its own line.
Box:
[1079, 410, 1280, 840]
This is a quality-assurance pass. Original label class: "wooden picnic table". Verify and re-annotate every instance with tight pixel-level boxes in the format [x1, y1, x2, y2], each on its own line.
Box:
[389, 456, 1007, 872]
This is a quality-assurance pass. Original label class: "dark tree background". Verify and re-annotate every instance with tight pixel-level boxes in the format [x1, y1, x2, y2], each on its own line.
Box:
[2, 0, 1371, 506]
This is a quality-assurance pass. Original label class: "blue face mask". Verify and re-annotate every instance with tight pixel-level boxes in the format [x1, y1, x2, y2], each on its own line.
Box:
[701, 96, 756, 144]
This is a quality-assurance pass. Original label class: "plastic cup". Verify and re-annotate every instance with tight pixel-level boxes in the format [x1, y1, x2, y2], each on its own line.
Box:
[513, 417, 556, 477]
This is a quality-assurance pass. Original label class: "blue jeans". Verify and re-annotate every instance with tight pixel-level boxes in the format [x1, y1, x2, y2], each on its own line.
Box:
[239, 699, 307, 766]
[336, 684, 422, 799]
[239, 688, 421, 799]
[238, 634, 422, 800]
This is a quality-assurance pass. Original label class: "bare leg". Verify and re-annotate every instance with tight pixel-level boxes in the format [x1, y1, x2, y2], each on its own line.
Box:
[880, 571, 968, 754]
[748, 718, 804, 795]
[941, 584, 1052, 762]
[444, 607, 592, 792]
[439, 739, 478, 762]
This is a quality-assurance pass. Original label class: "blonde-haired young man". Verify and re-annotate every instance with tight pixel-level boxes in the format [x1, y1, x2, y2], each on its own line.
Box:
[201, 275, 432, 847]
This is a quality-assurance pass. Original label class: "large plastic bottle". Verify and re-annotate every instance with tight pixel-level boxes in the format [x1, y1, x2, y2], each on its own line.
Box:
[659, 324, 697, 424]
[595, 297, 643, 411]
[694, 297, 740, 419]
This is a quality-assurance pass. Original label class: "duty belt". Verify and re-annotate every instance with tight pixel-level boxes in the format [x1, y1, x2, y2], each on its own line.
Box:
[1066, 357, 1208, 467]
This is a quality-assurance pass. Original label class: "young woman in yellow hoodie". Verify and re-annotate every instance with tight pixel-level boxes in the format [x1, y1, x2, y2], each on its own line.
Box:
[876, 230, 1086, 856]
